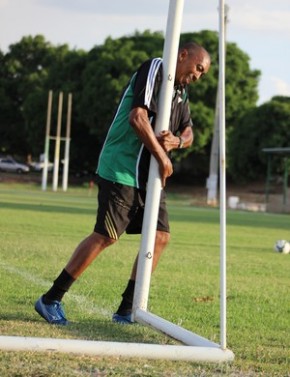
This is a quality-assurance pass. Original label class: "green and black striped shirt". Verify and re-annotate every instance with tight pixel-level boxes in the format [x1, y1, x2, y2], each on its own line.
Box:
[97, 58, 193, 189]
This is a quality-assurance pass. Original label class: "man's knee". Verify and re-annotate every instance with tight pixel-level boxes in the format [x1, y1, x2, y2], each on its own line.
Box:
[90, 231, 117, 248]
[155, 231, 170, 248]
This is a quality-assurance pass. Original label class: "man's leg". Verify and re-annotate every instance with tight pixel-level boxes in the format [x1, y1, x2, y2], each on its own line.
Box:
[113, 230, 170, 323]
[35, 232, 116, 325]
[130, 230, 171, 279]
[65, 232, 116, 278]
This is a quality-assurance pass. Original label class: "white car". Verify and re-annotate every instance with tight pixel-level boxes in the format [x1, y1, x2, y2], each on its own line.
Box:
[0, 156, 30, 173]
[29, 161, 54, 172]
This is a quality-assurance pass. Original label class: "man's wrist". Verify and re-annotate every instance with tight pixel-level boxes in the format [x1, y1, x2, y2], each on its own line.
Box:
[178, 136, 184, 149]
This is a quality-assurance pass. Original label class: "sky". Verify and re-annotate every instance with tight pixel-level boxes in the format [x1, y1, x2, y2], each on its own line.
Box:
[0, 0, 290, 105]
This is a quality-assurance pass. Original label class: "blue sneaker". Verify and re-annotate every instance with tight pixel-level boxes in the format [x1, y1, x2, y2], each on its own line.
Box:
[112, 312, 133, 324]
[35, 296, 68, 325]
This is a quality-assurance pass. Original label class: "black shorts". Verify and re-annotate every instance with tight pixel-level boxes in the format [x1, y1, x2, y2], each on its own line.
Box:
[94, 176, 169, 240]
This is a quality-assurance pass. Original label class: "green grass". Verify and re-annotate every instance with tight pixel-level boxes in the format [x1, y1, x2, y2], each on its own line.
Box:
[0, 182, 289, 376]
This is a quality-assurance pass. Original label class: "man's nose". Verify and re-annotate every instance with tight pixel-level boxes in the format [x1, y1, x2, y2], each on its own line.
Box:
[193, 72, 202, 81]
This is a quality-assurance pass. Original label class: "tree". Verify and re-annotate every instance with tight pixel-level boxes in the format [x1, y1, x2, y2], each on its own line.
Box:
[173, 31, 260, 180]
[0, 35, 56, 156]
[24, 46, 88, 168]
[78, 32, 164, 139]
[74, 32, 164, 172]
[0, 31, 261, 179]
[228, 96, 290, 181]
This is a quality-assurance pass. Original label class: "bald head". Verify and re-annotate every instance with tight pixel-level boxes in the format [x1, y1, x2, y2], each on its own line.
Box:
[180, 42, 210, 59]
[175, 42, 211, 87]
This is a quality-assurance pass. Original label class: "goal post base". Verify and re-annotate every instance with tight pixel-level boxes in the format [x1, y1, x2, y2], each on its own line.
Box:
[134, 308, 220, 348]
[0, 335, 234, 363]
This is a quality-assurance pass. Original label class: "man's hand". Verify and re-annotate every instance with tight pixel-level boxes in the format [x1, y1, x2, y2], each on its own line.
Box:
[157, 127, 193, 152]
[157, 130, 180, 152]
[158, 154, 173, 188]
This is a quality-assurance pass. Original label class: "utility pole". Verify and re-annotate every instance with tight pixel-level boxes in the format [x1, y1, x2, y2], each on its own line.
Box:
[206, 4, 229, 206]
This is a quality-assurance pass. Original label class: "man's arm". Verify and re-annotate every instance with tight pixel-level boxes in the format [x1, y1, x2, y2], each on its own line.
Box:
[129, 107, 173, 188]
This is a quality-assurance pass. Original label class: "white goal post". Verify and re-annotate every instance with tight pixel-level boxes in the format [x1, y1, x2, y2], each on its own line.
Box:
[0, 0, 234, 363]
[131, 0, 232, 361]
[41, 91, 72, 192]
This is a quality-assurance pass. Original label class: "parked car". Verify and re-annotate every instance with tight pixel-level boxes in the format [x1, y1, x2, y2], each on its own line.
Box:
[0, 156, 30, 173]
[29, 161, 53, 172]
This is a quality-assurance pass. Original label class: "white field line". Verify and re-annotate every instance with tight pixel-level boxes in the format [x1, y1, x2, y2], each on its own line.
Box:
[0, 262, 111, 318]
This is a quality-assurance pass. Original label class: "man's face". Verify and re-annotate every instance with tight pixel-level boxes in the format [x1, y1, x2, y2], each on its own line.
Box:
[175, 49, 211, 87]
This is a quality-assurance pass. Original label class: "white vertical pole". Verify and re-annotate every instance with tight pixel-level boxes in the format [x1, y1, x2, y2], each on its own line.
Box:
[206, 5, 229, 206]
[62, 93, 72, 192]
[42, 90, 53, 191]
[133, 0, 184, 316]
[52, 92, 63, 192]
[219, 0, 227, 350]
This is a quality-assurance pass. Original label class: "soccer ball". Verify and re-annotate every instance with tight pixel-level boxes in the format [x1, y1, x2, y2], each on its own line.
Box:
[274, 240, 290, 254]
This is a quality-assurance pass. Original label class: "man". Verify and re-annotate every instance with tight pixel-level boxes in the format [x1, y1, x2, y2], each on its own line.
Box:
[35, 42, 211, 325]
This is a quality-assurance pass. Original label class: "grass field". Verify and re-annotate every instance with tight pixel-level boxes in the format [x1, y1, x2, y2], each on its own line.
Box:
[0, 182, 289, 376]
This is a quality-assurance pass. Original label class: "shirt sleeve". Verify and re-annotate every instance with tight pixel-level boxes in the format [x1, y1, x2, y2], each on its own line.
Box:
[170, 89, 193, 135]
[180, 98, 193, 131]
[131, 58, 163, 115]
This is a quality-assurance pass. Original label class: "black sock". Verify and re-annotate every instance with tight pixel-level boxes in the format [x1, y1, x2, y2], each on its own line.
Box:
[43, 269, 75, 303]
[116, 279, 135, 315]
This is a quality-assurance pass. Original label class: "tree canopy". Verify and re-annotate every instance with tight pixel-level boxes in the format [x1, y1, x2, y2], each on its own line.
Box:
[0, 30, 274, 182]
[228, 96, 290, 181]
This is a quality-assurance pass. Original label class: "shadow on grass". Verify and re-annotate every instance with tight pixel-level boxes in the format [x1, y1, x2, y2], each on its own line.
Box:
[66, 319, 171, 345]
[1, 200, 289, 231]
[0, 201, 96, 216]
[0, 312, 175, 346]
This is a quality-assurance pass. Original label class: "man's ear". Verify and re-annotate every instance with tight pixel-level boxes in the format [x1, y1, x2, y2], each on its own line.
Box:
[179, 49, 188, 62]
